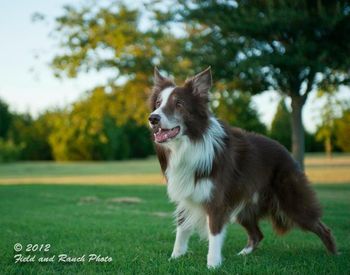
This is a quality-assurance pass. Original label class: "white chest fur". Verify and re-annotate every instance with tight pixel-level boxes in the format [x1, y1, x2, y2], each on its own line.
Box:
[164, 118, 226, 238]
[167, 172, 213, 203]
[166, 152, 213, 239]
[165, 117, 225, 203]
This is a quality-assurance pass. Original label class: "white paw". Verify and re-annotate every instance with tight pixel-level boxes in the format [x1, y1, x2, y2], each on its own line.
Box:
[237, 246, 253, 256]
[207, 254, 222, 269]
[170, 248, 187, 259]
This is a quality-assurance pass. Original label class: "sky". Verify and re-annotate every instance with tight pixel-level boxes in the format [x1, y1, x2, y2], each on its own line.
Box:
[0, 0, 108, 116]
[0, 0, 349, 133]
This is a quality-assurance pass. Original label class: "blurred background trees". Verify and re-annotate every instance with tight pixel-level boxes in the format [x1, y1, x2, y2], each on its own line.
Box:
[270, 99, 292, 150]
[335, 108, 350, 152]
[212, 90, 267, 134]
[157, 0, 350, 169]
[1, 0, 349, 163]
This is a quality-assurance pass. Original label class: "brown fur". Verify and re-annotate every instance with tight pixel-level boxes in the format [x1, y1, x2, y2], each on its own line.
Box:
[150, 70, 337, 255]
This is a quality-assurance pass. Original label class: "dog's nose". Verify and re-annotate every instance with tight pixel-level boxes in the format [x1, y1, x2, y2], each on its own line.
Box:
[148, 114, 161, 125]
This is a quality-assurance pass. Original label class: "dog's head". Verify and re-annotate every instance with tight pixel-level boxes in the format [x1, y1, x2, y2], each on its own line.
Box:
[148, 67, 212, 145]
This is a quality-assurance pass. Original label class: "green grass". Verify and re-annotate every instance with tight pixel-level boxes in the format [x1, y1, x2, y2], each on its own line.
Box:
[0, 184, 349, 275]
[0, 158, 159, 178]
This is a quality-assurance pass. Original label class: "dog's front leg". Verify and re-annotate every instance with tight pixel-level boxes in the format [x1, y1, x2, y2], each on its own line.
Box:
[171, 225, 192, 259]
[207, 214, 226, 269]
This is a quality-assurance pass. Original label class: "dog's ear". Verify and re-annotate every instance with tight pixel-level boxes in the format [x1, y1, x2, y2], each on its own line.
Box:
[190, 67, 212, 96]
[153, 67, 175, 96]
[154, 67, 165, 87]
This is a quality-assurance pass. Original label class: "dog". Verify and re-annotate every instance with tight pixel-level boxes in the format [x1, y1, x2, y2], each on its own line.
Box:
[148, 67, 337, 268]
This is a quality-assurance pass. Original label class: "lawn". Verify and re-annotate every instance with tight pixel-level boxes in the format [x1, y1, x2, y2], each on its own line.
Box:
[0, 157, 349, 274]
[0, 154, 349, 184]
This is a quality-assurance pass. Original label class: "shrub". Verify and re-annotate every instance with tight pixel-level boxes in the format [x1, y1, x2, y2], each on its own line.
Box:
[0, 139, 24, 162]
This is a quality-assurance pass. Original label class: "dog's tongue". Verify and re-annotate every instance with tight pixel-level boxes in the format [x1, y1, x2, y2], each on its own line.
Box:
[155, 127, 180, 143]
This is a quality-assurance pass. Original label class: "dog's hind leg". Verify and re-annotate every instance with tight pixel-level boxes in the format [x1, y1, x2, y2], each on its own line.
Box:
[314, 221, 337, 254]
[274, 171, 337, 254]
[237, 218, 264, 255]
[298, 219, 337, 254]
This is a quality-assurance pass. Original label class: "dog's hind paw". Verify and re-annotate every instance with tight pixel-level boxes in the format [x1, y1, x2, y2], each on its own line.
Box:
[237, 246, 253, 256]
[170, 250, 186, 260]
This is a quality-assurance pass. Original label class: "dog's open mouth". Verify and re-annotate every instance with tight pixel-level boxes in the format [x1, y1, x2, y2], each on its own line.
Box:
[153, 126, 180, 143]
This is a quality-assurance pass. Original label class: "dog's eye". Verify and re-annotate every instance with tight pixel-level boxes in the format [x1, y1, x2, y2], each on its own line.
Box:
[155, 101, 161, 108]
[176, 100, 183, 108]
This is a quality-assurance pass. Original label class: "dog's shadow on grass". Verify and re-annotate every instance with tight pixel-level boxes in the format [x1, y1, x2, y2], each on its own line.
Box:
[165, 234, 349, 274]
[225, 245, 348, 269]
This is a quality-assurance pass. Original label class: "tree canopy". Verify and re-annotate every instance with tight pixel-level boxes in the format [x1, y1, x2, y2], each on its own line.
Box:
[50, 2, 192, 126]
[2, 0, 346, 162]
[270, 99, 291, 150]
[213, 90, 266, 134]
[335, 108, 350, 152]
[0, 98, 12, 139]
[157, 0, 350, 169]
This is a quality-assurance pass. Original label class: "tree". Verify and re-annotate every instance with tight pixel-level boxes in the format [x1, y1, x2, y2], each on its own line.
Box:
[0, 98, 12, 139]
[47, 89, 125, 160]
[213, 90, 266, 134]
[159, 0, 350, 169]
[8, 113, 53, 160]
[0, 139, 23, 162]
[269, 99, 323, 152]
[46, 88, 154, 161]
[270, 99, 291, 150]
[47, 1, 264, 160]
[314, 92, 341, 157]
[305, 132, 323, 153]
[43, 2, 172, 160]
[47, 2, 189, 127]
[335, 108, 350, 152]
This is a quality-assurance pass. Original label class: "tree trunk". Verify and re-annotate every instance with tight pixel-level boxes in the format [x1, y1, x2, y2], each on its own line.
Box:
[325, 136, 332, 159]
[291, 95, 305, 170]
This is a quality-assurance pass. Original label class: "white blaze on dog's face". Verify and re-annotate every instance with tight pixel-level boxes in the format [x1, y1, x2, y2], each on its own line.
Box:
[149, 86, 181, 143]
[149, 67, 212, 144]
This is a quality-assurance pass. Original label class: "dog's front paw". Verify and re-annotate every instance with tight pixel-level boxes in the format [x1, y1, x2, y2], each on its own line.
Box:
[170, 249, 187, 260]
[207, 254, 222, 269]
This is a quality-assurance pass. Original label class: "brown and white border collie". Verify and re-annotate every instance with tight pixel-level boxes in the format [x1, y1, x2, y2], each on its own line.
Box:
[148, 67, 337, 268]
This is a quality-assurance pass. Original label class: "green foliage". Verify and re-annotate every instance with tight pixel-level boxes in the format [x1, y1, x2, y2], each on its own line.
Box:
[49, 2, 188, 126]
[305, 132, 324, 153]
[40, 1, 268, 161]
[172, 0, 350, 93]
[123, 121, 154, 159]
[52, 4, 143, 123]
[0, 138, 23, 162]
[48, 1, 269, 130]
[158, 0, 350, 167]
[213, 90, 266, 134]
[314, 92, 341, 156]
[314, 92, 349, 154]
[0, 91, 154, 161]
[269, 99, 323, 152]
[270, 99, 292, 150]
[335, 108, 350, 152]
[16, 0, 348, 162]
[0, 98, 12, 139]
[0, 99, 51, 161]
[47, 89, 154, 161]
[8, 113, 53, 160]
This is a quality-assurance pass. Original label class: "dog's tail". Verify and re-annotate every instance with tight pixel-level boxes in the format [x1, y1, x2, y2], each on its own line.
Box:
[271, 168, 337, 254]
